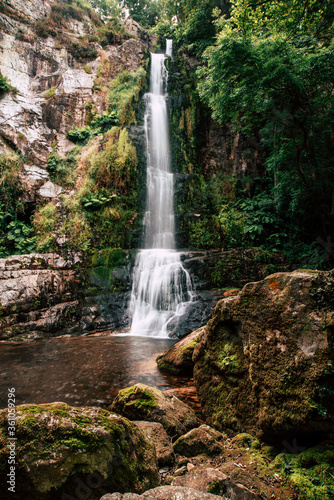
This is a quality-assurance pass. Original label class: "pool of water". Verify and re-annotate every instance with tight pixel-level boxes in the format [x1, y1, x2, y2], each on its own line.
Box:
[0, 334, 197, 410]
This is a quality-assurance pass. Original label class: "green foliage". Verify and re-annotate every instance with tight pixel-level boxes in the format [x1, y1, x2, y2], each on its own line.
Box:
[122, 0, 167, 29]
[195, 3, 334, 265]
[33, 203, 58, 252]
[0, 72, 15, 94]
[108, 68, 147, 126]
[0, 155, 36, 256]
[272, 443, 334, 500]
[6, 221, 36, 255]
[66, 125, 95, 144]
[47, 149, 79, 187]
[91, 247, 126, 268]
[81, 193, 117, 210]
[66, 112, 119, 144]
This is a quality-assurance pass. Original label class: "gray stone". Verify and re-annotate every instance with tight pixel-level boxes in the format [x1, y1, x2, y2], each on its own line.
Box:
[38, 180, 63, 198]
[100, 486, 227, 500]
[172, 468, 260, 499]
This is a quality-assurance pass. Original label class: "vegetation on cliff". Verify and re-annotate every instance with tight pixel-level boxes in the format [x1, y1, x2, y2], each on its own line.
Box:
[154, 0, 334, 269]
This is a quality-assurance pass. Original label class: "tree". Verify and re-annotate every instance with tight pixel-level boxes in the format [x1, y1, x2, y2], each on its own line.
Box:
[197, 0, 334, 256]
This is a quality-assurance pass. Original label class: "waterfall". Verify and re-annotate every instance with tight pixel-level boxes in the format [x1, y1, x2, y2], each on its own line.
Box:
[129, 40, 193, 338]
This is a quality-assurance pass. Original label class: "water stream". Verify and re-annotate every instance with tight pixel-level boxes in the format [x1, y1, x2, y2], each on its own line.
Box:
[129, 41, 193, 337]
[0, 41, 198, 412]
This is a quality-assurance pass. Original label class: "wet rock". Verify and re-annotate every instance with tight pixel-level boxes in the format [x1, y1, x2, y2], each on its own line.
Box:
[193, 270, 334, 439]
[0, 252, 131, 340]
[172, 468, 259, 499]
[173, 425, 226, 458]
[0, 403, 159, 499]
[134, 421, 175, 466]
[110, 384, 198, 438]
[157, 327, 204, 375]
[100, 486, 227, 499]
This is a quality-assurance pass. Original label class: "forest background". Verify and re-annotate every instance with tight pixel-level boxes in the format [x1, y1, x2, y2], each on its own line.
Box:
[0, 0, 333, 273]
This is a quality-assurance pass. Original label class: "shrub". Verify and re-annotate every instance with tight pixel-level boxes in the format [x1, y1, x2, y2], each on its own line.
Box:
[108, 68, 146, 126]
[33, 203, 58, 252]
[44, 87, 57, 99]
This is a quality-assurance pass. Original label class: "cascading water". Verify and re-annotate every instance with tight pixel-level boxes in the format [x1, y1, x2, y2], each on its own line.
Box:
[129, 40, 193, 338]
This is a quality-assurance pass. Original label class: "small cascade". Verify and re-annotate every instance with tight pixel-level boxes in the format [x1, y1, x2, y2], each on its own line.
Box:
[129, 40, 193, 338]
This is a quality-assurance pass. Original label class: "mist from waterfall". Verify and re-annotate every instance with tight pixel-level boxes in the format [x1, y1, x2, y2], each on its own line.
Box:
[129, 40, 193, 338]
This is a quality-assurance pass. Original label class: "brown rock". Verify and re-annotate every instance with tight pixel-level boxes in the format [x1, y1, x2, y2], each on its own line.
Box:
[110, 384, 198, 438]
[156, 327, 204, 375]
[173, 425, 226, 458]
[134, 421, 175, 466]
[193, 270, 334, 439]
[172, 468, 259, 499]
[100, 486, 227, 499]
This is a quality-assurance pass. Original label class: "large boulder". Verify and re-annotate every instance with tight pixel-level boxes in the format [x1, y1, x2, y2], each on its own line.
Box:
[0, 403, 159, 499]
[193, 270, 334, 439]
[110, 384, 198, 438]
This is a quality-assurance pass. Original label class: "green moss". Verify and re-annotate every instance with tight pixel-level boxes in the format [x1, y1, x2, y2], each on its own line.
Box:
[232, 433, 261, 450]
[271, 443, 334, 500]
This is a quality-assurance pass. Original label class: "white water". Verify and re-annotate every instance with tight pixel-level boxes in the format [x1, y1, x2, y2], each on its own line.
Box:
[129, 41, 193, 338]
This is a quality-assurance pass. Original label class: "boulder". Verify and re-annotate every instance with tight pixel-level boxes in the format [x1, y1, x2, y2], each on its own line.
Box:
[110, 384, 198, 438]
[100, 486, 227, 499]
[172, 468, 259, 499]
[193, 270, 334, 439]
[156, 327, 204, 375]
[173, 425, 226, 458]
[0, 403, 159, 499]
[133, 421, 175, 466]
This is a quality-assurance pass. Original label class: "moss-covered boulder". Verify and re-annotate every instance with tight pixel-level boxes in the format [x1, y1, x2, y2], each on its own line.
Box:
[0, 403, 158, 499]
[157, 327, 204, 376]
[110, 384, 198, 438]
[193, 270, 334, 439]
[173, 425, 226, 458]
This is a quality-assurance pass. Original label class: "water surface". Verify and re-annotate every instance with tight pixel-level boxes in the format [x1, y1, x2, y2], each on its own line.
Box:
[0, 335, 195, 410]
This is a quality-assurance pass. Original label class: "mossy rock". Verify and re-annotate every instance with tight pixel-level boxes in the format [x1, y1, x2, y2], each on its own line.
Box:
[111, 384, 198, 438]
[0, 403, 158, 499]
[270, 441, 334, 500]
[157, 327, 204, 376]
[173, 425, 226, 458]
[231, 433, 261, 450]
[193, 270, 334, 440]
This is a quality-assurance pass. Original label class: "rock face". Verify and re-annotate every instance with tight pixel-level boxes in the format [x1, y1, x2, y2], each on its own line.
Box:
[193, 270, 334, 439]
[0, 0, 149, 167]
[111, 384, 198, 438]
[0, 253, 131, 340]
[0, 402, 159, 499]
